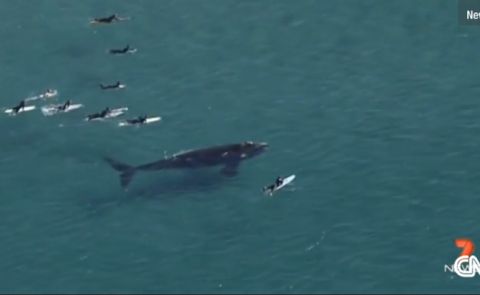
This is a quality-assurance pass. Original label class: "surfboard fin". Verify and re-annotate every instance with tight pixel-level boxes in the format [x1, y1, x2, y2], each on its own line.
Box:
[104, 156, 136, 189]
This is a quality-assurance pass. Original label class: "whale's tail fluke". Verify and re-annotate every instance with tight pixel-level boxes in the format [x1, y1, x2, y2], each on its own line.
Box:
[104, 156, 136, 189]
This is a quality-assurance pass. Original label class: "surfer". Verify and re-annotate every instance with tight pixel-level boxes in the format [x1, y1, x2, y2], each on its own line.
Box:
[126, 115, 148, 125]
[45, 89, 56, 97]
[263, 176, 283, 193]
[24, 89, 57, 103]
[100, 81, 123, 90]
[275, 176, 284, 187]
[58, 100, 71, 111]
[91, 14, 125, 24]
[11, 100, 26, 114]
[109, 44, 135, 55]
[86, 107, 110, 121]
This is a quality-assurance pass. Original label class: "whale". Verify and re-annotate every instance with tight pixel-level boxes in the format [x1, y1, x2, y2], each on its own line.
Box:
[105, 141, 268, 189]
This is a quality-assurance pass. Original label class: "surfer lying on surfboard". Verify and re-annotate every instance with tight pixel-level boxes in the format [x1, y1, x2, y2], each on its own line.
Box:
[11, 100, 26, 114]
[100, 81, 125, 90]
[41, 100, 84, 116]
[85, 107, 128, 121]
[118, 115, 161, 127]
[90, 14, 128, 24]
[264, 177, 284, 193]
[263, 175, 296, 196]
[4, 100, 37, 116]
[86, 107, 110, 121]
[126, 115, 147, 125]
[109, 44, 136, 55]
[24, 89, 57, 102]
[58, 100, 71, 111]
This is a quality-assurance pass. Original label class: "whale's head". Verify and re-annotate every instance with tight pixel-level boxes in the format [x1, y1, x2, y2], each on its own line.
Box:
[238, 141, 269, 159]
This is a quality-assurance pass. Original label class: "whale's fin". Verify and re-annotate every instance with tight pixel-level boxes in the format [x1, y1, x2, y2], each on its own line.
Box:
[104, 156, 136, 189]
[221, 161, 240, 177]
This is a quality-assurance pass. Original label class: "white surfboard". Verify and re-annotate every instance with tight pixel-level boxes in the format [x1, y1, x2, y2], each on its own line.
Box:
[105, 107, 128, 118]
[5, 105, 36, 115]
[41, 103, 83, 116]
[118, 116, 161, 127]
[264, 174, 296, 196]
[43, 89, 58, 98]
[25, 89, 58, 102]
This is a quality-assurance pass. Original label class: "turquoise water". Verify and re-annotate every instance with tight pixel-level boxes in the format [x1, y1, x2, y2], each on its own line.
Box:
[2, 0, 480, 293]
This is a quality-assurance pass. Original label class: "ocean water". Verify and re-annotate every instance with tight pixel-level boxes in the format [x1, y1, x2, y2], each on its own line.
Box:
[1, 0, 480, 293]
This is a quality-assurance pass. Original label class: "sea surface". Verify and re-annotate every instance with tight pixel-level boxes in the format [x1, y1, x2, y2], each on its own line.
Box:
[1, 0, 480, 293]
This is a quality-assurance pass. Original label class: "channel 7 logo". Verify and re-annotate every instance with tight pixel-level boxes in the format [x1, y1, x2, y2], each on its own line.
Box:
[444, 238, 480, 278]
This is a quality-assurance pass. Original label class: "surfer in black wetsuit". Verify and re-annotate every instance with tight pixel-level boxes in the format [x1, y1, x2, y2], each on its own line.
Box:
[58, 100, 71, 111]
[100, 107, 110, 117]
[86, 107, 110, 121]
[275, 176, 283, 187]
[126, 115, 148, 125]
[263, 176, 283, 194]
[92, 14, 120, 24]
[45, 89, 56, 97]
[100, 81, 122, 90]
[11, 100, 26, 114]
[109, 44, 132, 55]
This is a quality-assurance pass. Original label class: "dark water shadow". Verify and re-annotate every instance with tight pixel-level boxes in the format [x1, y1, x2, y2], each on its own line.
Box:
[76, 168, 232, 217]
[137, 169, 229, 198]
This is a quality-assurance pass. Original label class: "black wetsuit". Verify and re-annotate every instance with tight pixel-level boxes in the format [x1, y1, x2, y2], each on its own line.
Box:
[87, 108, 110, 121]
[100, 108, 110, 117]
[100, 81, 121, 90]
[58, 100, 71, 111]
[109, 45, 130, 55]
[12, 101, 26, 113]
[94, 14, 118, 23]
[264, 177, 284, 193]
[126, 115, 147, 125]
[275, 177, 284, 187]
